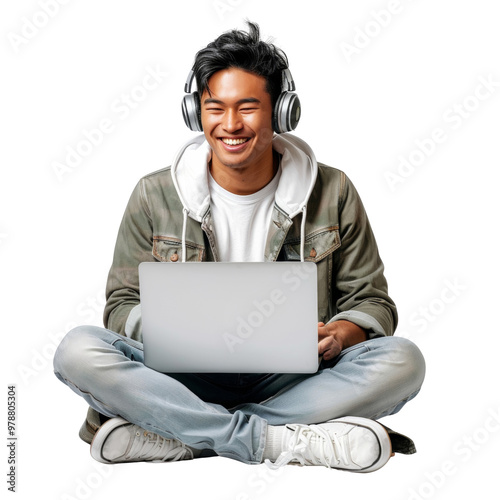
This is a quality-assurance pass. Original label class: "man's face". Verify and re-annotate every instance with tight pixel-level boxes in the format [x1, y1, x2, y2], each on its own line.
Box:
[200, 67, 274, 171]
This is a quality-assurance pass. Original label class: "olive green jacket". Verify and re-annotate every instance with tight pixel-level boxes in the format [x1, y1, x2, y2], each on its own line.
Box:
[104, 133, 396, 341]
[80, 133, 397, 443]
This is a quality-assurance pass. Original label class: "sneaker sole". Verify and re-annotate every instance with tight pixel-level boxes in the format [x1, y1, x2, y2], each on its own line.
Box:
[326, 416, 392, 473]
[90, 417, 131, 464]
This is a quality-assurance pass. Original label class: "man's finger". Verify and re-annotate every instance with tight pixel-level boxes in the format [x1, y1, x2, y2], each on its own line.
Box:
[317, 337, 331, 354]
[317, 325, 328, 340]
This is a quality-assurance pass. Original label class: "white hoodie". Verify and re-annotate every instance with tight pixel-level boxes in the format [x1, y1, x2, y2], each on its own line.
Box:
[170, 132, 318, 262]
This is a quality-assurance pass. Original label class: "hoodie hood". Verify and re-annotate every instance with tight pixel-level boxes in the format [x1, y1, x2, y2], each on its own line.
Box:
[170, 132, 318, 261]
[171, 132, 318, 219]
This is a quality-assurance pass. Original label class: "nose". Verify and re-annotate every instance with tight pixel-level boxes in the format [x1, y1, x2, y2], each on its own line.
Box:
[222, 108, 243, 133]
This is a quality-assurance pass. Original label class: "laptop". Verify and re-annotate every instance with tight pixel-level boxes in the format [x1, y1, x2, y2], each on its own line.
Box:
[138, 261, 318, 373]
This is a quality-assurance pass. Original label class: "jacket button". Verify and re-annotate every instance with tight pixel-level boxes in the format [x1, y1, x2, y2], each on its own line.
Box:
[170, 253, 179, 262]
[309, 248, 317, 258]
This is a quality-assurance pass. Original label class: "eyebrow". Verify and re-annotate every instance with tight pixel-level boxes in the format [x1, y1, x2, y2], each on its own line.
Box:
[203, 97, 261, 106]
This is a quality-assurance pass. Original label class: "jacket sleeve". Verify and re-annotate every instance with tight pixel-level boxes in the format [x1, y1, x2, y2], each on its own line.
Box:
[103, 179, 154, 339]
[329, 174, 398, 338]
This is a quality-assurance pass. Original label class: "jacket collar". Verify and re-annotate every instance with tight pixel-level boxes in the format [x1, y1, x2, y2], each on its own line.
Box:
[170, 133, 318, 262]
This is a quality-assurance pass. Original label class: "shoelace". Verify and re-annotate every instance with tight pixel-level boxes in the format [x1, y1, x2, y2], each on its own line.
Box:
[126, 427, 194, 462]
[266, 424, 350, 470]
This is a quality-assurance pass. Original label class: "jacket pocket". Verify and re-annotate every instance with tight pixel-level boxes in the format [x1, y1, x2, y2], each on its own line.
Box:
[152, 236, 205, 262]
[282, 226, 340, 263]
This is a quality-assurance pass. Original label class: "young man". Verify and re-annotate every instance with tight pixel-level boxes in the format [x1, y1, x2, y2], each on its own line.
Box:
[54, 22, 425, 472]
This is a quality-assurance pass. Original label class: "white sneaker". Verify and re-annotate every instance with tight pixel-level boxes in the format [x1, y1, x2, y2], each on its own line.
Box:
[266, 417, 392, 473]
[90, 417, 194, 464]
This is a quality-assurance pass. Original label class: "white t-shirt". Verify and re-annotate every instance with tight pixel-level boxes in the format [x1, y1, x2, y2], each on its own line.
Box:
[208, 169, 281, 262]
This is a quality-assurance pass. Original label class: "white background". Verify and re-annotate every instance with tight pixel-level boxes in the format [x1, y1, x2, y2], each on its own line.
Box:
[2, 1, 499, 499]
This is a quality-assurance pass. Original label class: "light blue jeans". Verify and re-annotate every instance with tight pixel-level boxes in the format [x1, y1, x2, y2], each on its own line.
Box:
[53, 326, 425, 464]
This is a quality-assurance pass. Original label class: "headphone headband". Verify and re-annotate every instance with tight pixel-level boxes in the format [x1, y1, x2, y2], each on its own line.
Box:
[184, 69, 196, 94]
[282, 68, 296, 92]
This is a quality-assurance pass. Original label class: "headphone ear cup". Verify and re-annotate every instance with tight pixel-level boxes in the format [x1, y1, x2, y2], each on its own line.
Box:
[182, 91, 203, 132]
[273, 92, 301, 134]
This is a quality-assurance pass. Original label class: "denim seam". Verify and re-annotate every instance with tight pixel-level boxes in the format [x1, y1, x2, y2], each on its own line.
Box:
[254, 419, 268, 464]
[54, 372, 118, 416]
[369, 388, 422, 421]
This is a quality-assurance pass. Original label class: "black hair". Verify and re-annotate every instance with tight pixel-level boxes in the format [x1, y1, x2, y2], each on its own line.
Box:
[192, 21, 289, 107]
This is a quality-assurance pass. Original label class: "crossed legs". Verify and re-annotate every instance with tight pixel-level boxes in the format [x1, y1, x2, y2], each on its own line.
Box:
[54, 325, 425, 464]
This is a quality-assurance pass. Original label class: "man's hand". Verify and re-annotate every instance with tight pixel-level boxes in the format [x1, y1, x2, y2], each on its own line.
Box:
[318, 320, 368, 361]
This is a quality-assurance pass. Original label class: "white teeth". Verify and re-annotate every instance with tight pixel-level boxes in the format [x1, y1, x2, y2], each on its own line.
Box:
[222, 138, 248, 145]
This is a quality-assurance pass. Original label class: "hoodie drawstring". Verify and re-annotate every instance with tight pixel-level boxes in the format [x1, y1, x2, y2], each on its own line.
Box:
[181, 208, 188, 263]
[300, 206, 307, 263]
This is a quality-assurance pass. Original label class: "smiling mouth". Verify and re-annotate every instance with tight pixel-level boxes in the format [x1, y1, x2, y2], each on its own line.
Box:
[220, 138, 250, 146]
